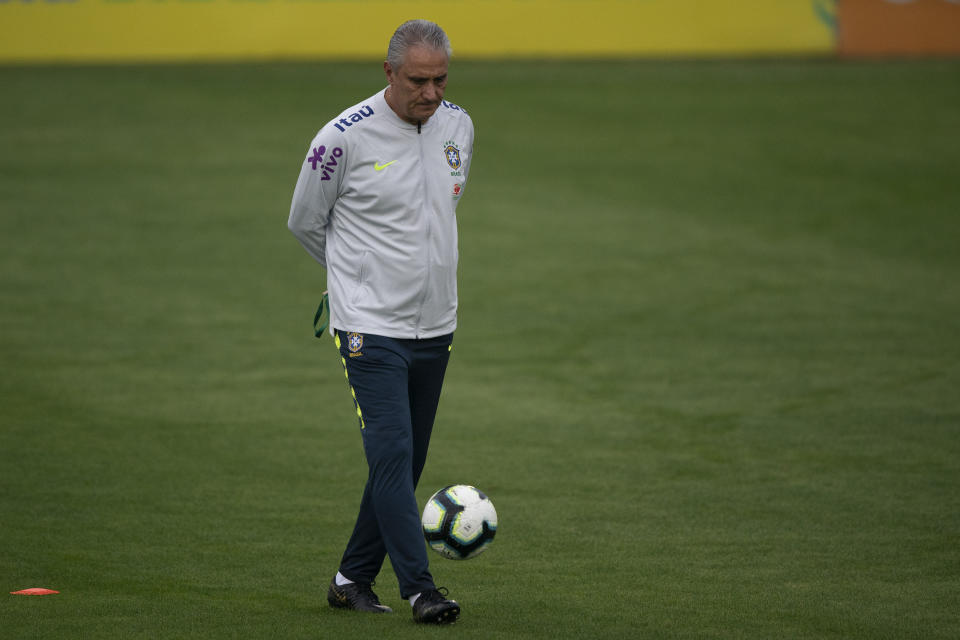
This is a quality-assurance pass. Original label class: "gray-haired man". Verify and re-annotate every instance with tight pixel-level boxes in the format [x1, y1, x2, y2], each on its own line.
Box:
[288, 19, 473, 624]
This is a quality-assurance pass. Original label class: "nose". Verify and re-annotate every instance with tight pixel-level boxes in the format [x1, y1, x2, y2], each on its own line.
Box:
[422, 82, 440, 103]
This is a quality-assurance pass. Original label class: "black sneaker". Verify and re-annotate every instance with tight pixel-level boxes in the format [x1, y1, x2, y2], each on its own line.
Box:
[412, 587, 460, 624]
[327, 578, 393, 613]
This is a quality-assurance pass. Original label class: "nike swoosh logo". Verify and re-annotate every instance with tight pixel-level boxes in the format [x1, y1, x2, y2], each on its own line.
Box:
[374, 160, 397, 172]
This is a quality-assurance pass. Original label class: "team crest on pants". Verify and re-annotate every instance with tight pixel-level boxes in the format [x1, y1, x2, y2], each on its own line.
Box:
[348, 332, 363, 355]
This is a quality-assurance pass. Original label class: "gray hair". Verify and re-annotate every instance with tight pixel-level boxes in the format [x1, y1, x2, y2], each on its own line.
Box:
[386, 20, 452, 70]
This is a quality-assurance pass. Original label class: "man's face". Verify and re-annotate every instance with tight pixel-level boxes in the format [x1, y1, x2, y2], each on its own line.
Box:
[384, 45, 449, 124]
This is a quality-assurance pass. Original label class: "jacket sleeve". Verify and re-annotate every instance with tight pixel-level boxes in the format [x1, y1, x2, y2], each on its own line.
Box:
[287, 126, 347, 267]
[461, 115, 475, 184]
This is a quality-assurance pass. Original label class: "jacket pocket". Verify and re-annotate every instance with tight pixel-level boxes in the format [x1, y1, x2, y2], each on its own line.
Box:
[349, 250, 369, 305]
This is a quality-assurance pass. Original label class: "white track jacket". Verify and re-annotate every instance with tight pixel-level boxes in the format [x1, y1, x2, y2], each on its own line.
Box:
[288, 88, 474, 339]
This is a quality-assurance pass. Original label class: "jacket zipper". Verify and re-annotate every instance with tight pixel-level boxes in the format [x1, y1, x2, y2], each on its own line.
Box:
[413, 121, 430, 338]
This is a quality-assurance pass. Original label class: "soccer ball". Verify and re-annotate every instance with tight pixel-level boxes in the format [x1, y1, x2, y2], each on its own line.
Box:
[421, 485, 498, 560]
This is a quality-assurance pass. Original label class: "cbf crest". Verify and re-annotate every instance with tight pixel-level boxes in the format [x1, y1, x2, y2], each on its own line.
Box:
[347, 332, 363, 355]
[443, 141, 462, 172]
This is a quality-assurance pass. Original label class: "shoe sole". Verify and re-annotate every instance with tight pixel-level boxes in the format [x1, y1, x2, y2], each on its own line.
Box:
[417, 603, 461, 624]
[437, 605, 460, 624]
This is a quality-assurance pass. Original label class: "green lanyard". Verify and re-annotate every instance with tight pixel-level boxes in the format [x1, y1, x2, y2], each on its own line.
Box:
[313, 292, 329, 338]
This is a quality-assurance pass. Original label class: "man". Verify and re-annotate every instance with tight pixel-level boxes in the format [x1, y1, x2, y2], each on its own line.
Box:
[287, 19, 474, 625]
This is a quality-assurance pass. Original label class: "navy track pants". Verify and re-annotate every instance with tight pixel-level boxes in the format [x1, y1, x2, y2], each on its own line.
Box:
[334, 329, 453, 599]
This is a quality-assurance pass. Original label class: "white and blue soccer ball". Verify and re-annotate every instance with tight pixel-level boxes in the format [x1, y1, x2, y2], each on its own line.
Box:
[421, 484, 498, 560]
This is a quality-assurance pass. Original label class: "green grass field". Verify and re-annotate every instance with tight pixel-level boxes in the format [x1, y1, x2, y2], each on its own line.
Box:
[1, 59, 958, 638]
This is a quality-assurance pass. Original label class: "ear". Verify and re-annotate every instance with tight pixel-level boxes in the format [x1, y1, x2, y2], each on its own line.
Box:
[384, 61, 394, 85]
